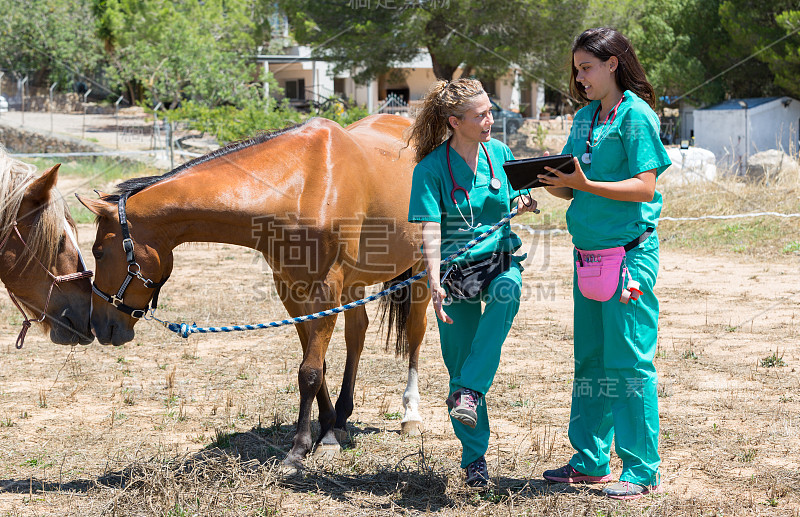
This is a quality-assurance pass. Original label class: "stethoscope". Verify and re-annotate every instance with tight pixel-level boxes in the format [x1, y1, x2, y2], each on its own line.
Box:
[582, 94, 625, 165]
[446, 138, 502, 231]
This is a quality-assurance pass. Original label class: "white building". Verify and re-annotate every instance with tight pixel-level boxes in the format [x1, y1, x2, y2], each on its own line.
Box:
[255, 46, 545, 117]
[693, 96, 800, 173]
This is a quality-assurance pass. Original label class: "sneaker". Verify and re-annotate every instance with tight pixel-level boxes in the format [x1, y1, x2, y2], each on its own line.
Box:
[465, 456, 489, 487]
[446, 388, 481, 428]
[602, 481, 663, 500]
[543, 464, 613, 484]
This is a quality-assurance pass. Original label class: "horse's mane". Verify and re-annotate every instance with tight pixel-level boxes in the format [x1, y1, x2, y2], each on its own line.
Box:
[0, 145, 68, 269]
[104, 122, 307, 203]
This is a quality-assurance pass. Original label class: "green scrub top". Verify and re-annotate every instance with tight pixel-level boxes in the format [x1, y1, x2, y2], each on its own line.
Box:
[562, 90, 671, 250]
[408, 138, 523, 266]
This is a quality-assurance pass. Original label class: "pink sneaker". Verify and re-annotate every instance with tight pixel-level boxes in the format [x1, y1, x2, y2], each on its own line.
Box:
[446, 388, 481, 428]
[603, 481, 664, 500]
[543, 464, 613, 484]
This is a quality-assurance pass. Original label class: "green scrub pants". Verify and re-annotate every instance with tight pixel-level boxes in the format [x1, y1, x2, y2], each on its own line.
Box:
[439, 262, 522, 468]
[568, 238, 661, 486]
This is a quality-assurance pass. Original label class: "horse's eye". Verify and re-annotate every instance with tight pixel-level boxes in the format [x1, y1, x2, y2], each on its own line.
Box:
[92, 248, 103, 260]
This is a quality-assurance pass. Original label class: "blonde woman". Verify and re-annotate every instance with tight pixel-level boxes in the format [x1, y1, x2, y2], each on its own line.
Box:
[406, 78, 537, 487]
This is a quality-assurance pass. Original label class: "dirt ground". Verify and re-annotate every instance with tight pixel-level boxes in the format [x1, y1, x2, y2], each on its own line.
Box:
[1, 218, 799, 516]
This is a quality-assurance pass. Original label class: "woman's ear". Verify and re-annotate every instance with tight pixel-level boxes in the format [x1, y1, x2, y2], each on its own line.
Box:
[608, 56, 619, 73]
[448, 115, 460, 129]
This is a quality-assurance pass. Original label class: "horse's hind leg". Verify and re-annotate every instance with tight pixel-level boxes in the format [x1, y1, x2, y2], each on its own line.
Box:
[333, 286, 368, 441]
[401, 266, 429, 436]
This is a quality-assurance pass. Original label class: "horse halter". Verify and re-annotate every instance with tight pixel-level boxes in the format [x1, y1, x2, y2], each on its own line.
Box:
[91, 193, 169, 320]
[0, 218, 94, 349]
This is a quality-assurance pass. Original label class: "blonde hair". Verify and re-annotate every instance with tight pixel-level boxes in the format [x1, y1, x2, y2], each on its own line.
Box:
[0, 145, 67, 270]
[407, 78, 486, 163]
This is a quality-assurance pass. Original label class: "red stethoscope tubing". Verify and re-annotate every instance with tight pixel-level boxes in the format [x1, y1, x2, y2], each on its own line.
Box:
[584, 94, 625, 158]
[446, 138, 497, 204]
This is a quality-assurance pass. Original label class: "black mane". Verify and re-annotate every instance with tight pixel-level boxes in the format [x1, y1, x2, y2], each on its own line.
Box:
[102, 122, 306, 203]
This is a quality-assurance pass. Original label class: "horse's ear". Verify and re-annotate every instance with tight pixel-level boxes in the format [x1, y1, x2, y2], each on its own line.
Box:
[93, 189, 110, 198]
[76, 193, 115, 218]
[25, 164, 60, 204]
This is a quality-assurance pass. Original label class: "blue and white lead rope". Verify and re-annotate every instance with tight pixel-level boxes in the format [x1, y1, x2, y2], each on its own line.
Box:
[152, 207, 521, 338]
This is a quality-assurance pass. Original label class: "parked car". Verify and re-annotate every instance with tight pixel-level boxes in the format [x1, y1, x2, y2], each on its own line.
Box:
[0, 96, 7, 113]
[490, 99, 523, 135]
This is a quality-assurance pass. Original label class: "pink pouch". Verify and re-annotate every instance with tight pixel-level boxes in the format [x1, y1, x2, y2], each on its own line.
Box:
[575, 247, 625, 302]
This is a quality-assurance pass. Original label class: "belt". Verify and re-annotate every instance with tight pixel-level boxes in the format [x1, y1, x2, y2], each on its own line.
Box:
[623, 227, 654, 252]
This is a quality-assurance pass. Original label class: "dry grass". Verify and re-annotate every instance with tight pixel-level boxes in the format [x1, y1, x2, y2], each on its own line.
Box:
[1, 163, 799, 515]
[659, 169, 800, 256]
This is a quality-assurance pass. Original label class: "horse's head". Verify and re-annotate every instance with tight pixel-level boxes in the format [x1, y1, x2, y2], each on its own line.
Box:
[77, 194, 173, 346]
[0, 164, 94, 345]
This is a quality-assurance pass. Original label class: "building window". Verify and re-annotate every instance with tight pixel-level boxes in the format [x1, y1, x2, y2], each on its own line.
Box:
[481, 79, 497, 99]
[285, 79, 305, 100]
[334, 78, 346, 96]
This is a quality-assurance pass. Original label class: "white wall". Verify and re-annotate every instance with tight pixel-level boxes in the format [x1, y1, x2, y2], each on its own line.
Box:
[352, 80, 378, 112]
[749, 98, 800, 155]
[694, 108, 745, 172]
[403, 68, 439, 102]
[495, 71, 518, 112]
[695, 97, 800, 173]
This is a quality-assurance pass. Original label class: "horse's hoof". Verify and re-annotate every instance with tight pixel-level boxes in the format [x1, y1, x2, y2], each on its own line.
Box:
[333, 427, 348, 444]
[312, 443, 341, 461]
[279, 458, 302, 477]
[401, 420, 423, 436]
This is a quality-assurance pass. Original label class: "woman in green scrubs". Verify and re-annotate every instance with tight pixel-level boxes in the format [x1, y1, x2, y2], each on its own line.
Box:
[539, 28, 671, 500]
[406, 78, 538, 487]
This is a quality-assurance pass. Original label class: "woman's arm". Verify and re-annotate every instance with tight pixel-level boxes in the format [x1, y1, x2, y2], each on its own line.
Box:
[540, 157, 656, 202]
[421, 221, 453, 324]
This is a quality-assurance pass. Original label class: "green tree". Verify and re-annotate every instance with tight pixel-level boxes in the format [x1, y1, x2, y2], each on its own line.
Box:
[717, 0, 794, 99]
[768, 10, 800, 98]
[278, 0, 586, 89]
[620, 0, 707, 105]
[92, 0, 274, 106]
[0, 0, 104, 88]
[585, 0, 791, 105]
[718, 1, 800, 99]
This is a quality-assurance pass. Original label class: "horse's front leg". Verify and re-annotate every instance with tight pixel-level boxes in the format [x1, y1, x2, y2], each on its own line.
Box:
[284, 270, 343, 469]
[273, 274, 339, 470]
[284, 312, 338, 469]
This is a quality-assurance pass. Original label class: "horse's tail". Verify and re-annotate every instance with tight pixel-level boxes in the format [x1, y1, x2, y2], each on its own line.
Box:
[377, 267, 412, 357]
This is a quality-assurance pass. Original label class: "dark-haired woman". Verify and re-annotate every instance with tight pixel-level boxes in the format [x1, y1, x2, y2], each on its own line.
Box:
[539, 28, 670, 500]
[406, 78, 537, 487]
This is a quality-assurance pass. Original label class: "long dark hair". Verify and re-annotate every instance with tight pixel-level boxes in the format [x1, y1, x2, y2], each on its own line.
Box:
[569, 27, 655, 108]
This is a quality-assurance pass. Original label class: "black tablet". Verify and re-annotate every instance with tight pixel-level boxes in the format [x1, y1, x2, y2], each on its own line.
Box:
[503, 154, 575, 190]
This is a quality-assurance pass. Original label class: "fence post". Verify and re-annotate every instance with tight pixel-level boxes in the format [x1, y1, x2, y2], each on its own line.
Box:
[81, 89, 92, 139]
[49, 82, 58, 134]
[166, 119, 174, 170]
[115, 96, 124, 149]
[151, 102, 163, 152]
[20, 76, 28, 127]
[0, 72, 4, 119]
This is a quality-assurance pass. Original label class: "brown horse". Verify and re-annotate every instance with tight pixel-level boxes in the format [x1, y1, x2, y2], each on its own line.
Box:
[0, 150, 93, 346]
[78, 114, 429, 469]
